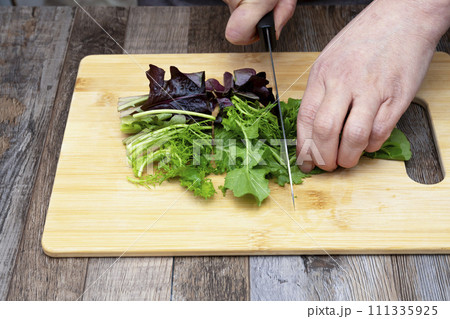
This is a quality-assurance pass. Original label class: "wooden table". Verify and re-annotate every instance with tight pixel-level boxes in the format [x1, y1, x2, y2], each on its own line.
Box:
[0, 5, 449, 301]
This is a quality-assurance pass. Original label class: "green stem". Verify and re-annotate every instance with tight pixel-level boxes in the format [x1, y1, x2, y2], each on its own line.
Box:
[127, 125, 213, 158]
[289, 155, 297, 166]
[136, 149, 169, 177]
[268, 146, 287, 168]
[117, 95, 148, 111]
[134, 109, 216, 121]
[236, 121, 251, 167]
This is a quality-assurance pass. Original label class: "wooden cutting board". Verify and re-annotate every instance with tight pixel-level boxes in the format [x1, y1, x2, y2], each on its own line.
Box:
[42, 52, 450, 257]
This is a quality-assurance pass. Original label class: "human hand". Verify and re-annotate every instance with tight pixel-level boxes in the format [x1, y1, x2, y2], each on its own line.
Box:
[296, 0, 450, 172]
[223, 0, 297, 45]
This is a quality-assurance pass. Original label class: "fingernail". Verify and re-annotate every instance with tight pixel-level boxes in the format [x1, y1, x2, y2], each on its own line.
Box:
[300, 162, 314, 173]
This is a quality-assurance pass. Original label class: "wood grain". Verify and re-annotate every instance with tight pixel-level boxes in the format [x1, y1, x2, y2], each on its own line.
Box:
[0, 7, 74, 301]
[171, 257, 249, 301]
[82, 257, 172, 301]
[251, 256, 399, 300]
[281, 5, 363, 51]
[6, 7, 129, 301]
[42, 52, 450, 256]
[125, 6, 190, 54]
[81, 7, 186, 301]
[397, 103, 444, 184]
[393, 255, 450, 300]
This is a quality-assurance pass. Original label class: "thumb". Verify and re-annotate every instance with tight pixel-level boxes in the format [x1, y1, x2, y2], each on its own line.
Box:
[273, 0, 297, 40]
[225, 0, 297, 45]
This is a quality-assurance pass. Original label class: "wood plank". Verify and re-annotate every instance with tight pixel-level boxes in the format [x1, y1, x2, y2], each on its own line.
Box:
[171, 257, 249, 301]
[0, 7, 74, 301]
[81, 7, 187, 301]
[82, 257, 172, 301]
[125, 6, 190, 54]
[251, 256, 399, 300]
[280, 5, 362, 51]
[6, 7, 129, 301]
[393, 255, 450, 300]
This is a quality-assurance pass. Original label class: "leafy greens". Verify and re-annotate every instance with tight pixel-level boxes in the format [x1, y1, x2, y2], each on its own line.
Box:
[118, 65, 412, 205]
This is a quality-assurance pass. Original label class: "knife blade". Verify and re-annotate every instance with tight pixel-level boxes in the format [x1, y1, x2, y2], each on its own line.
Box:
[257, 11, 296, 209]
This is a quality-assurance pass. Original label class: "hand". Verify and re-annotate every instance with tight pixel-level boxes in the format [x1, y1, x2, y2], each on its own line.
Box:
[223, 0, 297, 45]
[296, 0, 450, 172]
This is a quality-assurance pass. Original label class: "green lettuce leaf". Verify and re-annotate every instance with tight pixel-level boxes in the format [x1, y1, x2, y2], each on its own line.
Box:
[223, 167, 270, 206]
[364, 128, 412, 161]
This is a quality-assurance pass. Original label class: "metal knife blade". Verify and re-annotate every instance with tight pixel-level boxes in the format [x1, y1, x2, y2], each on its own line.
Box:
[257, 11, 296, 209]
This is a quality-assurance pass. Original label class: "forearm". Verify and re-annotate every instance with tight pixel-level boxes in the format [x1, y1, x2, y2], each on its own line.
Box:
[382, 0, 450, 45]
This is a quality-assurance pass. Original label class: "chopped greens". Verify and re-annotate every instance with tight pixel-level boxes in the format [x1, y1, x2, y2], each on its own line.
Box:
[118, 65, 412, 205]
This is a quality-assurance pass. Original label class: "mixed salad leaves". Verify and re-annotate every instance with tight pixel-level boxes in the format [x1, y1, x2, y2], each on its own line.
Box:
[118, 65, 412, 205]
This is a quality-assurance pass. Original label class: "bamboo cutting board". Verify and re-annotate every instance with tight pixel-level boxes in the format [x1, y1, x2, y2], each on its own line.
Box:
[42, 52, 450, 257]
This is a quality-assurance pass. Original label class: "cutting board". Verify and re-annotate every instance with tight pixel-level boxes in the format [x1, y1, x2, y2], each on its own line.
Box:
[42, 52, 450, 257]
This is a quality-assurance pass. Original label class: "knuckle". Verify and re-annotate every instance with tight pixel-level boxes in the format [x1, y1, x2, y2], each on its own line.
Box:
[345, 124, 370, 146]
[311, 61, 329, 79]
[386, 77, 404, 100]
[371, 123, 391, 143]
[313, 116, 339, 140]
[298, 103, 317, 125]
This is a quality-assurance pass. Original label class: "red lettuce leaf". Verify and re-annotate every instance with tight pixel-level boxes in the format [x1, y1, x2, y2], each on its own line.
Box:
[232, 70, 274, 106]
[125, 65, 275, 122]
[206, 78, 225, 93]
[233, 68, 256, 86]
[206, 69, 274, 107]
[141, 65, 212, 115]
[144, 95, 214, 115]
[223, 72, 233, 93]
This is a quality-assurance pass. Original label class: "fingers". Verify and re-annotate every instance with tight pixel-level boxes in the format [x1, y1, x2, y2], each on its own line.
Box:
[273, 0, 297, 40]
[225, 0, 297, 45]
[225, 0, 276, 45]
[337, 95, 380, 168]
[312, 90, 352, 171]
[296, 79, 325, 173]
[300, 92, 408, 171]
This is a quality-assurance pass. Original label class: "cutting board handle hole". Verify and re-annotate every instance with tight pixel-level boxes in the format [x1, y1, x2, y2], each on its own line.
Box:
[396, 99, 445, 184]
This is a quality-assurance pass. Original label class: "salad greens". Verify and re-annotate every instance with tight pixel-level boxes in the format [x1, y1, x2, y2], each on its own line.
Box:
[118, 65, 412, 205]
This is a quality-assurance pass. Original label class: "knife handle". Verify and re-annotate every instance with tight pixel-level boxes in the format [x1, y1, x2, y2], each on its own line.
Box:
[257, 10, 277, 51]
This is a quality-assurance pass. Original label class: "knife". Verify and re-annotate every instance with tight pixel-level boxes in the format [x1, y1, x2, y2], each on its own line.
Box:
[257, 11, 296, 209]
